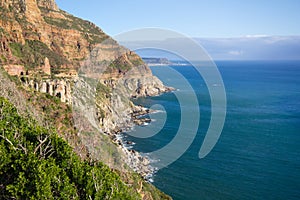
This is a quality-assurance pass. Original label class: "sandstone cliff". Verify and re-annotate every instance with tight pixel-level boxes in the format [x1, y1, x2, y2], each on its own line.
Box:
[0, 0, 172, 199]
[0, 0, 171, 122]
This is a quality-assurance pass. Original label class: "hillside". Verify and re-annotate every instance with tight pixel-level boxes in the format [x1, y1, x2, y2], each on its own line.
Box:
[0, 0, 172, 199]
[0, 96, 141, 199]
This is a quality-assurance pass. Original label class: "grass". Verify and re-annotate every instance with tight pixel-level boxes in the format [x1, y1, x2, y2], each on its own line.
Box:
[107, 57, 132, 73]
[96, 82, 111, 99]
[0, 55, 7, 63]
[43, 16, 73, 29]
[105, 54, 144, 74]
[130, 57, 144, 66]
[9, 40, 69, 69]
[43, 11, 108, 45]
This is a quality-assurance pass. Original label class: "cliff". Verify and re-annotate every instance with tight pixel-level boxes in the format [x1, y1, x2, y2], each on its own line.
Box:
[0, 0, 170, 108]
[0, 0, 172, 199]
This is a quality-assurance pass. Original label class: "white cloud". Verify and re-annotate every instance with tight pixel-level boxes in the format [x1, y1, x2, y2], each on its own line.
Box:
[228, 50, 244, 56]
[244, 34, 269, 38]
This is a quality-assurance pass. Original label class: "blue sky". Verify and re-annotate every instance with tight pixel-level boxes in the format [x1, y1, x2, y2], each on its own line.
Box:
[56, 0, 300, 38]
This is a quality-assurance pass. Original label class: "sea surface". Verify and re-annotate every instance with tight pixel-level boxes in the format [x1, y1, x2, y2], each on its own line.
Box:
[124, 61, 300, 200]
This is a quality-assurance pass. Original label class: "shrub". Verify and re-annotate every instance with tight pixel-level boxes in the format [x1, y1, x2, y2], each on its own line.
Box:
[9, 40, 69, 69]
[0, 97, 140, 199]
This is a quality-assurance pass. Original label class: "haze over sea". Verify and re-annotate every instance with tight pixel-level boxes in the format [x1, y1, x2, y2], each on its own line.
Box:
[124, 60, 300, 200]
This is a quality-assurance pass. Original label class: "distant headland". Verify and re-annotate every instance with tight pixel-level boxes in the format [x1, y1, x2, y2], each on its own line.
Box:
[142, 57, 188, 66]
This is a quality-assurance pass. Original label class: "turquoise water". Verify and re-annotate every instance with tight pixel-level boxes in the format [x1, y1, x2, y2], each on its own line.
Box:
[125, 61, 300, 200]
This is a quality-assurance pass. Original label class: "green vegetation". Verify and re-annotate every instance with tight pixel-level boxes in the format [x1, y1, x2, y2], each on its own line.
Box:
[26, 89, 76, 136]
[0, 5, 28, 25]
[0, 55, 7, 63]
[43, 11, 109, 45]
[96, 82, 111, 100]
[0, 3, 170, 199]
[85, 33, 109, 45]
[105, 54, 144, 74]
[61, 12, 103, 35]
[126, 173, 172, 200]
[9, 40, 69, 69]
[109, 61, 132, 72]
[128, 55, 144, 66]
[43, 16, 73, 30]
[0, 97, 140, 199]
[107, 58, 132, 73]
[0, 6, 11, 22]
[95, 82, 112, 119]
[130, 59, 143, 67]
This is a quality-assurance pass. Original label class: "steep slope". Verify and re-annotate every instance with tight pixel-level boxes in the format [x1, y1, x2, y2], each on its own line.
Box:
[0, 0, 170, 124]
[0, 0, 172, 199]
[0, 0, 168, 89]
[0, 96, 141, 199]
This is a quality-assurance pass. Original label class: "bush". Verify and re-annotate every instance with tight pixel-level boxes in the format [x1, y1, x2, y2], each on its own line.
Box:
[9, 40, 69, 69]
[43, 12, 109, 45]
[0, 97, 140, 199]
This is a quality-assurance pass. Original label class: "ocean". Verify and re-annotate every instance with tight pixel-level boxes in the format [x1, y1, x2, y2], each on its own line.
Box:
[124, 60, 300, 200]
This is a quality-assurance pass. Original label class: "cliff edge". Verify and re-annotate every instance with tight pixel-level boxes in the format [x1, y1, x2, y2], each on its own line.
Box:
[0, 0, 172, 199]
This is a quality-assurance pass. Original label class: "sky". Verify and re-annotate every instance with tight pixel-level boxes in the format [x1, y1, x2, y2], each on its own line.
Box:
[55, 0, 300, 38]
[119, 36, 300, 60]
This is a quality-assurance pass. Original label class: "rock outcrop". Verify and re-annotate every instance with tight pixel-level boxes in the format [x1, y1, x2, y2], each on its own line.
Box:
[75, 41, 173, 134]
[2, 64, 25, 76]
[23, 78, 72, 103]
[0, 0, 173, 189]
[37, 0, 59, 11]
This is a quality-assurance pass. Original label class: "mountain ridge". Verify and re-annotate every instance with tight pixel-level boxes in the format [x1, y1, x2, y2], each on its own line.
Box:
[0, 0, 172, 199]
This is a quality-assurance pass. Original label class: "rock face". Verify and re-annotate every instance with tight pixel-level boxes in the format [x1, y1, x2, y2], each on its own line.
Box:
[75, 42, 173, 133]
[43, 57, 51, 75]
[0, 0, 172, 183]
[0, 0, 170, 96]
[37, 0, 58, 11]
[24, 78, 72, 103]
[0, 0, 103, 69]
[3, 65, 25, 76]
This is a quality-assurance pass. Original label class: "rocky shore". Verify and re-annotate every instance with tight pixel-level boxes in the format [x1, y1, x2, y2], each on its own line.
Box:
[72, 74, 174, 181]
[0, 0, 174, 183]
[0, 0, 175, 198]
[110, 105, 157, 182]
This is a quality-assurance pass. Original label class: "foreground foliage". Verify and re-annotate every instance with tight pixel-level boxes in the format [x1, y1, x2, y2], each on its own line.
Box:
[0, 97, 140, 199]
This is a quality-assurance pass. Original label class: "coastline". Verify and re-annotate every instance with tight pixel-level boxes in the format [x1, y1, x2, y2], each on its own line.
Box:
[110, 105, 157, 182]
[148, 63, 189, 67]
[72, 70, 175, 183]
